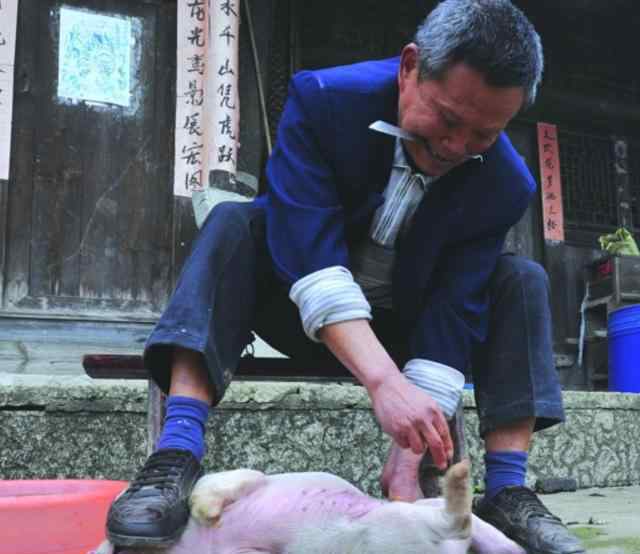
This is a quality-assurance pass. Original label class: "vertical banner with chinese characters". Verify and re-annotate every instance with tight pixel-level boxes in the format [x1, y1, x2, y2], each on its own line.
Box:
[175, 0, 210, 197]
[537, 122, 565, 242]
[0, 0, 19, 180]
[208, 0, 239, 179]
[175, 0, 240, 198]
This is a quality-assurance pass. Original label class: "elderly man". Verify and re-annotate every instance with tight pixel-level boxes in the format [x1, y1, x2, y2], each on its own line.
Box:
[106, 1, 584, 553]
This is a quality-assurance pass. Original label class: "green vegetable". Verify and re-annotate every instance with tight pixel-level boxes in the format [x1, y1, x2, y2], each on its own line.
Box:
[598, 227, 640, 256]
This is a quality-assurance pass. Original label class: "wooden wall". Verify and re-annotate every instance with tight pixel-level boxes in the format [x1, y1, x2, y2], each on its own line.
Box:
[0, 0, 272, 346]
[1, 0, 638, 388]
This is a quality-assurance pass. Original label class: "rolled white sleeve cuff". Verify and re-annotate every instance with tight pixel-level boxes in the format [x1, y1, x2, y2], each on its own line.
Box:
[289, 266, 372, 342]
[402, 358, 465, 419]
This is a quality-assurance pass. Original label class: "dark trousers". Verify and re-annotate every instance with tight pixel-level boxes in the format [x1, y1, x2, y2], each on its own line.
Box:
[145, 202, 565, 436]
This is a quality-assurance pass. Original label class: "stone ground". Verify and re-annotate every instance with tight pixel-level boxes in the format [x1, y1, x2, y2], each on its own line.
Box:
[542, 486, 640, 553]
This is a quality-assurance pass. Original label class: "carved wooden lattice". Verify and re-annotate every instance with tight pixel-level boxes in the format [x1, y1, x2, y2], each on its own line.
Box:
[559, 130, 618, 232]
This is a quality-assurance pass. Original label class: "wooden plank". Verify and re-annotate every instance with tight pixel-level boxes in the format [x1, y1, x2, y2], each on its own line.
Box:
[83, 353, 354, 381]
[145, 0, 176, 310]
[108, 0, 171, 312]
[82, 354, 147, 379]
[0, 316, 151, 345]
[26, 0, 76, 300]
[504, 121, 542, 262]
[615, 256, 640, 304]
[0, 180, 6, 298]
[171, 196, 197, 287]
[236, 0, 274, 180]
[76, 1, 158, 310]
[2, 0, 38, 310]
[546, 242, 606, 388]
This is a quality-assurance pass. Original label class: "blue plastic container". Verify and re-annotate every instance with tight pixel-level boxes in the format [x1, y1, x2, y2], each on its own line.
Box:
[608, 304, 640, 393]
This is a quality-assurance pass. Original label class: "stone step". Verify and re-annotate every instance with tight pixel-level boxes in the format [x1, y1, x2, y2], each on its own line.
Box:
[1, 374, 639, 496]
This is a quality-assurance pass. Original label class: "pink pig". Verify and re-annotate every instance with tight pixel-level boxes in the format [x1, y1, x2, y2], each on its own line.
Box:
[94, 460, 525, 554]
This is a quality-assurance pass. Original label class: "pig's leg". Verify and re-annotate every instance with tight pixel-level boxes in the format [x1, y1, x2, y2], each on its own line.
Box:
[423, 511, 527, 553]
[414, 498, 526, 554]
[380, 443, 424, 502]
[441, 463, 524, 554]
[190, 469, 266, 526]
[345, 462, 472, 553]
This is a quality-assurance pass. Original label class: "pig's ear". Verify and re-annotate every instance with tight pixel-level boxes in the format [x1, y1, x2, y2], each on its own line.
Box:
[91, 540, 114, 554]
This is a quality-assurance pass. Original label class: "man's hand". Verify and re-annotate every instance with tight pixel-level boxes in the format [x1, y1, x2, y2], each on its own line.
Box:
[368, 371, 453, 468]
[319, 319, 453, 469]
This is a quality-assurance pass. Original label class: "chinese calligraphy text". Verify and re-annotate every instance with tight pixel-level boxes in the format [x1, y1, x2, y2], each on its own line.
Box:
[537, 123, 565, 242]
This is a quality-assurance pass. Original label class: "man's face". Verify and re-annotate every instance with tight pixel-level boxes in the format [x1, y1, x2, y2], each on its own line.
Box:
[397, 44, 525, 177]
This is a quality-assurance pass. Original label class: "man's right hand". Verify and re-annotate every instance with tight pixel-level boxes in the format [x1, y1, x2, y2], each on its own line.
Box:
[318, 319, 453, 469]
[368, 371, 453, 468]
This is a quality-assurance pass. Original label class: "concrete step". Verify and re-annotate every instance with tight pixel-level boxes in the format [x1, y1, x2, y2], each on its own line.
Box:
[1, 373, 639, 498]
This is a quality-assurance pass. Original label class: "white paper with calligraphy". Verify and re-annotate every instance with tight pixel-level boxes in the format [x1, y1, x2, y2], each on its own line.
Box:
[0, 0, 19, 180]
[537, 122, 565, 242]
[174, 0, 240, 198]
[207, 0, 240, 178]
[175, 0, 209, 197]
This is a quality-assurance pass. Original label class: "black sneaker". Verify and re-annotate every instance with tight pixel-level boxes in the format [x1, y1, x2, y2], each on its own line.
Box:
[473, 487, 585, 554]
[106, 448, 203, 547]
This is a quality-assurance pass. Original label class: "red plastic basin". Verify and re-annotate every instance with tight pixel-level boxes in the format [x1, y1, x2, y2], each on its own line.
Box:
[0, 480, 127, 554]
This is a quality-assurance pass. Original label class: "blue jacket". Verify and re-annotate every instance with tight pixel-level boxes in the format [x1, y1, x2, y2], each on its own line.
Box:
[257, 57, 536, 371]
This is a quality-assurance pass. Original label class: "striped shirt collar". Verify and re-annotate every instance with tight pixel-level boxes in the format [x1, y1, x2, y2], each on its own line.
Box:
[393, 138, 433, 190]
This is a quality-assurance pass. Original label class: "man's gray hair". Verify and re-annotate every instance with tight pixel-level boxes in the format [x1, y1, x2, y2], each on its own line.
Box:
[415, 0, 543, 108]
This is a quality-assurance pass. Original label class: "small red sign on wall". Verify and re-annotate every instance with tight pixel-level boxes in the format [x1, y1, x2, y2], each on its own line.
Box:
[537, 122, 565, 242]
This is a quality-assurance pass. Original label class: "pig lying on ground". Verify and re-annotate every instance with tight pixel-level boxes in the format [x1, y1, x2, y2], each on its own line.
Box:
[94, 460, 525, 554]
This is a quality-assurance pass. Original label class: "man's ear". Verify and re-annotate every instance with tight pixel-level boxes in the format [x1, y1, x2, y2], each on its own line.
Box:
[398, 43, 419, 92]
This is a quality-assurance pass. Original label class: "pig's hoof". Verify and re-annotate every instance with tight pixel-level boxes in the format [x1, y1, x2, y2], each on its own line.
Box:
[192, 498, 224, 526]
[190, 469, 266, 526]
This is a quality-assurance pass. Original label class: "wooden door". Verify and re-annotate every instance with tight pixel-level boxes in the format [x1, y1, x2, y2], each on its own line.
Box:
[0, 0, 194, 328]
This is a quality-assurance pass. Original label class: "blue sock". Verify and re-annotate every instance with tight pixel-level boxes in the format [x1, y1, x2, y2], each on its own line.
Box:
[484, 450, 528, 500]
[156, 395, 209, 461]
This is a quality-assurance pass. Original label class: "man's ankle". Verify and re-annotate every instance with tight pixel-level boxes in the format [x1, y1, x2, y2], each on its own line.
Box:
[156, 395, 210, 461]
[170, 347, 215, 404]
[483, 450, 528, 500]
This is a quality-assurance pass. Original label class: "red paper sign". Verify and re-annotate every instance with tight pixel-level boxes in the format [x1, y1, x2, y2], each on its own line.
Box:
[537, 123, 565, 242]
